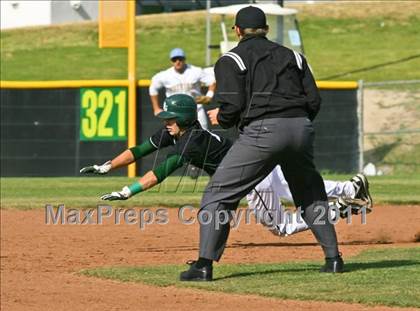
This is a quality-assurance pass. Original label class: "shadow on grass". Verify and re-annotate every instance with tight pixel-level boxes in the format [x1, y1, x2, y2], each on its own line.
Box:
[214, 260, 419, 281]
[214, 266, 318, 281]
[229, 240, 394, 249]
[344, 259, 420, 272]
[364, 140, 401, 163]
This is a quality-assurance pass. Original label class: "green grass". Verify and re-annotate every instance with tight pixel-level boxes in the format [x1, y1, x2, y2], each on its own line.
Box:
[0, 176, 208, 209]
[365, 137, 420, 175]
[1, 10, 419, 208]
[1, 173, 419, 209]
[1, 12, 420, 81]
[81, 247, 420, 308]
[302, 17, 420, 81]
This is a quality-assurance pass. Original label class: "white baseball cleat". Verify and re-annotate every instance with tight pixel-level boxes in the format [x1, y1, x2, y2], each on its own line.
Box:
[350, 173, 373, 210]
[336, 196, 371, 218]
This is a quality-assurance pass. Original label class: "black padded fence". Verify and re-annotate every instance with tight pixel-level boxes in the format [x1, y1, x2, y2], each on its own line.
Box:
[0, 88, 127, 177]
[1, 85, 359, 177]
[313, 89, 360, 173]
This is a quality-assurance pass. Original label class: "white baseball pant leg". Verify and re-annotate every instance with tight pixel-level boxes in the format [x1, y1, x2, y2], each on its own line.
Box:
[246, 168, 309, 236]
[247, 167, 341, 236]
[272, 165, 356, 201]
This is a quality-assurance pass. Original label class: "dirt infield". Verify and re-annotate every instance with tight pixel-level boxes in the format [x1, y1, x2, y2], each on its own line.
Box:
[1, 205, 419, 311]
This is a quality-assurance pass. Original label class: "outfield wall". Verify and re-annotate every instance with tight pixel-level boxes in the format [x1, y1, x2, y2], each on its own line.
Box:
[0, 80, 361, 176]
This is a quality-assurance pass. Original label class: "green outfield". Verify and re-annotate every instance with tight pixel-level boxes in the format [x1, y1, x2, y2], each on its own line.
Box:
[1, 173, 419, 209]
[1, 10, 419, 82]
[82, 247, 420, 308]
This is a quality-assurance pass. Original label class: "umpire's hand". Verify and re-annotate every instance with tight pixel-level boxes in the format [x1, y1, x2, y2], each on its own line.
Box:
[207, 108, 219, 125]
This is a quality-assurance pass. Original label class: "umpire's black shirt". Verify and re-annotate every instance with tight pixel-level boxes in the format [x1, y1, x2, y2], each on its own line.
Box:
[214, 35, 321, 129]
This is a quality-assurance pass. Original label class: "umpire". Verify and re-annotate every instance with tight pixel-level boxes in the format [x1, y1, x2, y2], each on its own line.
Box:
[180, 6, 343, 281]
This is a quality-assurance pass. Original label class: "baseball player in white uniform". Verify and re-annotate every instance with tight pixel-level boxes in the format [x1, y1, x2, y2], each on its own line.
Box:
[149, 48, 216, 129]
[247, 166, 372, 236]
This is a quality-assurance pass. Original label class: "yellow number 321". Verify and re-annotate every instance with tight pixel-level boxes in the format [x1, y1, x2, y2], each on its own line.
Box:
[81, 88, 126, 140]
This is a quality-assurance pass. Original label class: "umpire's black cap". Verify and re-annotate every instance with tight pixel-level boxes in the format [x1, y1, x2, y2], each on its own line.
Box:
[233, 6, 267, 29]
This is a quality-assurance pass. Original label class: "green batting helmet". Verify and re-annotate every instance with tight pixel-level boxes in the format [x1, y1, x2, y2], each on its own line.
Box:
[157, 94, 197, 128]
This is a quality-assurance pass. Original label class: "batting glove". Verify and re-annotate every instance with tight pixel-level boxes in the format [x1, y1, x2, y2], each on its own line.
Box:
[100, 186, 132, 201]
[80, 161, 112, 174]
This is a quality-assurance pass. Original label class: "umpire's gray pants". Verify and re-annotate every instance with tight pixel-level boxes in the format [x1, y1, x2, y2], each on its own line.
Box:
[199, 117, 339, 261]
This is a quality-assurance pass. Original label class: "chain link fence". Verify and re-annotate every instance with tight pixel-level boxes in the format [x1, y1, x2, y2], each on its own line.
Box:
[361, 80, 420, 175]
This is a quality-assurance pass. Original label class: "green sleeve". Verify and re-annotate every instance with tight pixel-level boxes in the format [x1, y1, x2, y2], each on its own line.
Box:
[152, 154, 185, 183]
[129, 139, 156, 160]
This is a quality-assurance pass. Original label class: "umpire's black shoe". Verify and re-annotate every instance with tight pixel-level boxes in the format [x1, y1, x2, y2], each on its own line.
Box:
[180, 260, 213, 281]
[320, 255, 344, 273]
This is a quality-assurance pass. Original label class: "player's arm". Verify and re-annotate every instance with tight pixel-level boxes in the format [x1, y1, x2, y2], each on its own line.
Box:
[196, 69, 216, 104]
[79, 139, 157, 174]
[150, 95, 163, 116]
[101, 154, 185, 200]
[149, 72, 164, 115]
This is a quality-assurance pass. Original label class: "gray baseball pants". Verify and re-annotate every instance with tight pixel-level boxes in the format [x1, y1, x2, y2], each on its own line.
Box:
[199, 117, 339, 260]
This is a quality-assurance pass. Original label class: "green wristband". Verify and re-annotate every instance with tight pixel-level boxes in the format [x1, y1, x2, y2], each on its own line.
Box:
[128, 182, 143, 195]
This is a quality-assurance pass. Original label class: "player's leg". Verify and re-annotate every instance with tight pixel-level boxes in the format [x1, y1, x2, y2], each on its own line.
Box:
[248, 166, 370, 237]
[248, 171, 346, 236]
[267, 165, 294, 202]
[324, 174, 372, 203]
[251, 176, 370, 236]
[324, 174, 373, 213]
[247, 170, 309, 236]
[273, 165, 358, 201]
[246, 171, 279, 231]
[271, 166, 372, 220]
[323, 180, 355, 198]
